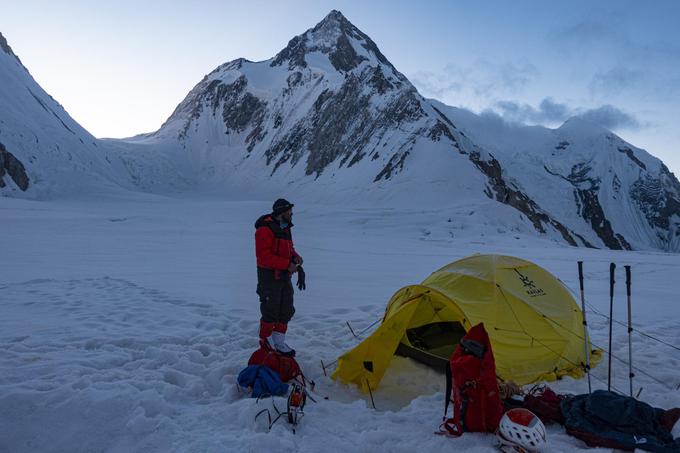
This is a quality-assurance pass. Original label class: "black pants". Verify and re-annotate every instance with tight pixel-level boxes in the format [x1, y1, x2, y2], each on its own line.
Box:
[257, 268, 295, 324]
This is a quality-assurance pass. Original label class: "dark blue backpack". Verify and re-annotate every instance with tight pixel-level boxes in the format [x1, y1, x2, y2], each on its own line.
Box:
[238, 365, 288, 398]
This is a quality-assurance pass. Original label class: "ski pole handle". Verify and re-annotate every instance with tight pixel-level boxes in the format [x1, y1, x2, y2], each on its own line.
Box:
[578, 261, 584, 291]
[625, 265, 631, 297]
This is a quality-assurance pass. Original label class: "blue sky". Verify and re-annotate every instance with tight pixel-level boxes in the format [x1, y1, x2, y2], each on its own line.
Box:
[1, 0, 679, 173]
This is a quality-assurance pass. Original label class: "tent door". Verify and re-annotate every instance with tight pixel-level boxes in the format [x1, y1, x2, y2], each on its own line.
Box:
[395, 321, 466, 373]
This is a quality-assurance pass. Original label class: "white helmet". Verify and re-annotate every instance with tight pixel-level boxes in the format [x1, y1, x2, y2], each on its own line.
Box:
[497, 408, 547, 452]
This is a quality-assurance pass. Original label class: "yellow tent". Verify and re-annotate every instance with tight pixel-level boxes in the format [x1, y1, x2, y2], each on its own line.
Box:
[332, 254, 600, 392]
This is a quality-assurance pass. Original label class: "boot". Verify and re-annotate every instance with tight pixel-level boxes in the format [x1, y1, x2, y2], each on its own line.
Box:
[259, 321, 276, 350]
[265, 335, 278, 351]
[272, 331, 296, 357]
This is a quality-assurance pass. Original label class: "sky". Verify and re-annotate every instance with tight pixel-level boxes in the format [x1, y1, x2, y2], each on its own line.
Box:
[1, 0, 679, 174]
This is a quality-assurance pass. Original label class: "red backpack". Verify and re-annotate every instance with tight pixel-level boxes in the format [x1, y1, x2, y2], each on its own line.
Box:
[439, 323, 504, 436]
[248, 347, 302, 383]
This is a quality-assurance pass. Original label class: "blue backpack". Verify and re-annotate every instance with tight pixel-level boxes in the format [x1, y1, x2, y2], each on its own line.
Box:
[238, 365, 288, 398]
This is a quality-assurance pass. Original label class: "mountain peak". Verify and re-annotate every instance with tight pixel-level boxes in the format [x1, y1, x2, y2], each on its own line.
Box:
[0, 32, 28, 72]
[1, 32, 17, 58]
[317, 9, 352, 28]
[270, 10, 396, 74]
[558, 116, 609, 137]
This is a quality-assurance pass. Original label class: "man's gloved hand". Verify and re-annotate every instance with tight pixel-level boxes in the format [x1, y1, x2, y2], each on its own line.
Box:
[287, 262, 299, 273]
[294, 255, 304, 266]
[296, 265, 306, 291]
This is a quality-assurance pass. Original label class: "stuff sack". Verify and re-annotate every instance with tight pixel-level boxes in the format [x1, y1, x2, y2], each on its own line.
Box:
[237, 365, 288, 398]
[561, 390, 680, 452]
[248, 346, 302, 383]
[524, 385, 569, 425]
[440, 323, 504, 436]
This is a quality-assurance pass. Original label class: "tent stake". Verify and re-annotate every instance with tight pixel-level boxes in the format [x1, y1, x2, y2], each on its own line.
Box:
[578, 261, 592, 394]
[625, 265, 634, 398]
[608, 262, 616, 392]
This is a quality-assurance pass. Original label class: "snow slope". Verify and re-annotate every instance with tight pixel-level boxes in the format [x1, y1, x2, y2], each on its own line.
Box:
[431, 101, 680, 252]
[1, 194, 679, 452]
[0, 33, 136, 199]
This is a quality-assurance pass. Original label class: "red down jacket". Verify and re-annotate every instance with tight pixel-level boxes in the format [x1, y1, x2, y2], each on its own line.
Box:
[255, 214, 299, 277]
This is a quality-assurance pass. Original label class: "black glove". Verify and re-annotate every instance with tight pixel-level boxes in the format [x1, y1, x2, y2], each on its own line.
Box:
[296, 265, 306, 291]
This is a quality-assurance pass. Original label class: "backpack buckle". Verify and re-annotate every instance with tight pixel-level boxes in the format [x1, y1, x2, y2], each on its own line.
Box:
[460, 338, 486, 358]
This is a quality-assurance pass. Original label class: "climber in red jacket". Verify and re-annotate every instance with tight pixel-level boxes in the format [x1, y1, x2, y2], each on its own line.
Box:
[254, 198, 305, 357]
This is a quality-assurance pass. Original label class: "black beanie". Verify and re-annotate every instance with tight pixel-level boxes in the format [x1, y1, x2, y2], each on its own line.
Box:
[272, 198, 294, 216]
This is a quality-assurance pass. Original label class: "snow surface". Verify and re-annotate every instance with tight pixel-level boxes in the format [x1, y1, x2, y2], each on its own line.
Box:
[2, 192, 679, 452]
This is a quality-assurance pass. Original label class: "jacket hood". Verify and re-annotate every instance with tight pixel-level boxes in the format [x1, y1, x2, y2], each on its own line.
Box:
[255, 214, 273, 229]
[255, 214, 294, 229]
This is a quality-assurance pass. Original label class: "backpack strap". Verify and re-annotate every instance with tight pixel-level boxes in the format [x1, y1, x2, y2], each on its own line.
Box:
[444, 362, 453, 418]
[436, 363, 463, 437]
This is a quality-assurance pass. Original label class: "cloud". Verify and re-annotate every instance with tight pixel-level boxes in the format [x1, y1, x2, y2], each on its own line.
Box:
[409, 59, 539, 103]
[491, 97, 642, 131]
[549, 18, 623, 47]
[409, 70, 462, 99]
[577, 105, 641, 130]
[549, 15, 680, 102]
[589, 66, 646, 96]
[547, 12, 680, 64]
[494, 97, 571, 124]
[589, 65, 680, 102]
[445, 60, 539, 97]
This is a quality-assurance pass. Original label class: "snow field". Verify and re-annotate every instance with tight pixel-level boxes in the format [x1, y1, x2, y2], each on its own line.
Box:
[1, 195, 679, 452]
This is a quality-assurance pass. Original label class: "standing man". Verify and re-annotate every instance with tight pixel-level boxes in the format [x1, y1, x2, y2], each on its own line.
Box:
[254, 198, 304, 357]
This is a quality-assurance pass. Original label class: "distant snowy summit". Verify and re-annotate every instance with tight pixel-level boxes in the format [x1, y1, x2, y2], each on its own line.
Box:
[1, 12, 679, 252]
[146, 9, 426, 180]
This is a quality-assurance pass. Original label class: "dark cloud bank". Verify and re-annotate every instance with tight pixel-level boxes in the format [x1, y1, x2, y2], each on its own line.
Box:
[491, 97, 641, 131]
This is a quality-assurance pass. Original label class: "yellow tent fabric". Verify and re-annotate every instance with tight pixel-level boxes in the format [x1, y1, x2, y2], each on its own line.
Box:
[332, 254, 601, 393]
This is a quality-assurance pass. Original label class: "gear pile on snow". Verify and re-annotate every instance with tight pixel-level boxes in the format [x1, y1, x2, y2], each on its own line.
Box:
[238, 341, 315, 433]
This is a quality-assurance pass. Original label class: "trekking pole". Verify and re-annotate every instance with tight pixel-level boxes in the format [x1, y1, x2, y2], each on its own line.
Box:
[578, 261, 592, 394]
[608, 262, 616, 392]
[625, 265, 634, 397]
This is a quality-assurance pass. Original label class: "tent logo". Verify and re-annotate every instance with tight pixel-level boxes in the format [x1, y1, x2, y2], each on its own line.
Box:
[514, 269, 546, 297]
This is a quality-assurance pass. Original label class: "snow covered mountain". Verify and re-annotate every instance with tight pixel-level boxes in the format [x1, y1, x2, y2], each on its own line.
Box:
[2, 11, 679, 251]
[430, 101, 680, 252]
[123, 10, 679, 252]
[0, 32, 133, 198]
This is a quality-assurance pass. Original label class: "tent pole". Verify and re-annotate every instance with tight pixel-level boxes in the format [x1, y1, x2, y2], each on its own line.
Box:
[608, 262, 616, 392]
[366, 379, 376, 410]
[625, 265, 634, 397]
[346, 321, 359, 339]
[578, 261, 592, 394]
